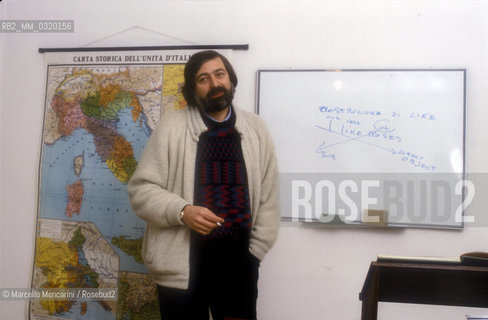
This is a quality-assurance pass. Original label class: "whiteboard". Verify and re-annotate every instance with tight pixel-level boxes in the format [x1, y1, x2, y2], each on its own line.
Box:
[257, 69, 466, 227]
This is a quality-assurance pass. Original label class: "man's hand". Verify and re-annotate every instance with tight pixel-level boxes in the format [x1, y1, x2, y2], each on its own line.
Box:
[181, 205, 225, 235]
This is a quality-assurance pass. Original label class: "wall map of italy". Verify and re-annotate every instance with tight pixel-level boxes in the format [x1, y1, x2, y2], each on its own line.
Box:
[31, 58, 189, 320]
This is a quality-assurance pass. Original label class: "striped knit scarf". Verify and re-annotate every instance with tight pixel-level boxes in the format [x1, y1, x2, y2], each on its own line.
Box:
[193, 107, 252, 239]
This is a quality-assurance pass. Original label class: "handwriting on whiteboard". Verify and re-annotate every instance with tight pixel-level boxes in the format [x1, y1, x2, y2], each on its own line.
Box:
[315, 106, 438, 171]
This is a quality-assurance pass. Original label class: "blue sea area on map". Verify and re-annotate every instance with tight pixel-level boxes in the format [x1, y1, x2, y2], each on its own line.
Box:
[39, 108, 154, 273]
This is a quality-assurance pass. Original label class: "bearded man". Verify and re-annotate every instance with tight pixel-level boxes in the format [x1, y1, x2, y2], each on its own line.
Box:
[128, 50, 279, 320]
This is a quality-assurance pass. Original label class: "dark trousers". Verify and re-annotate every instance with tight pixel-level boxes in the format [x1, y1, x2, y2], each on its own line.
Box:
[157, 232, 260, 320]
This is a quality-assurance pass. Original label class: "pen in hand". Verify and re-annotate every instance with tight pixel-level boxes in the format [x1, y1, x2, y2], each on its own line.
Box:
[182, 205, 225, 235]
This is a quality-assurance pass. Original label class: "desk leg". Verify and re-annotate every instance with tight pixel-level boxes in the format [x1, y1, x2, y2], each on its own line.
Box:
[361, 268, 379, 320]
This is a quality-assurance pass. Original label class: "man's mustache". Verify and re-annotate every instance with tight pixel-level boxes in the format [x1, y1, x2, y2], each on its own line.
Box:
[207, 87, 227, 100]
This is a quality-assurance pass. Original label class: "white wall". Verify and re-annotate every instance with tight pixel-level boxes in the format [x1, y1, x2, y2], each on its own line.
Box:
[1, 1, 488, 319]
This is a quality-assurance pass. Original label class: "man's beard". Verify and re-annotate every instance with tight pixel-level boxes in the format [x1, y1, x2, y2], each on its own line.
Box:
[196, 85, 234, 114]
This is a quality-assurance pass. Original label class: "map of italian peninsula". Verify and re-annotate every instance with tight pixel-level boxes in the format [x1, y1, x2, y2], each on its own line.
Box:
[32, 63, 187, 320]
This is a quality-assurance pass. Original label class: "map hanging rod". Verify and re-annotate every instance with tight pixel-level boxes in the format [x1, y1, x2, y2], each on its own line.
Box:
[38, 44, 249, 53]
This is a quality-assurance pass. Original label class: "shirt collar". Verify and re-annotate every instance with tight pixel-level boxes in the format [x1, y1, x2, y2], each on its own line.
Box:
[202, 106, 232, 123]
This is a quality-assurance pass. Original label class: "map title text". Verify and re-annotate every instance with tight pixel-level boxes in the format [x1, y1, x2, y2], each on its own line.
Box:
[73, 54, 191, 63]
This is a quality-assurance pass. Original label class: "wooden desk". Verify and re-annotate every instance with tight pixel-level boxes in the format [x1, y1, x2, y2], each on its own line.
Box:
[359, 261, 488, 320]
